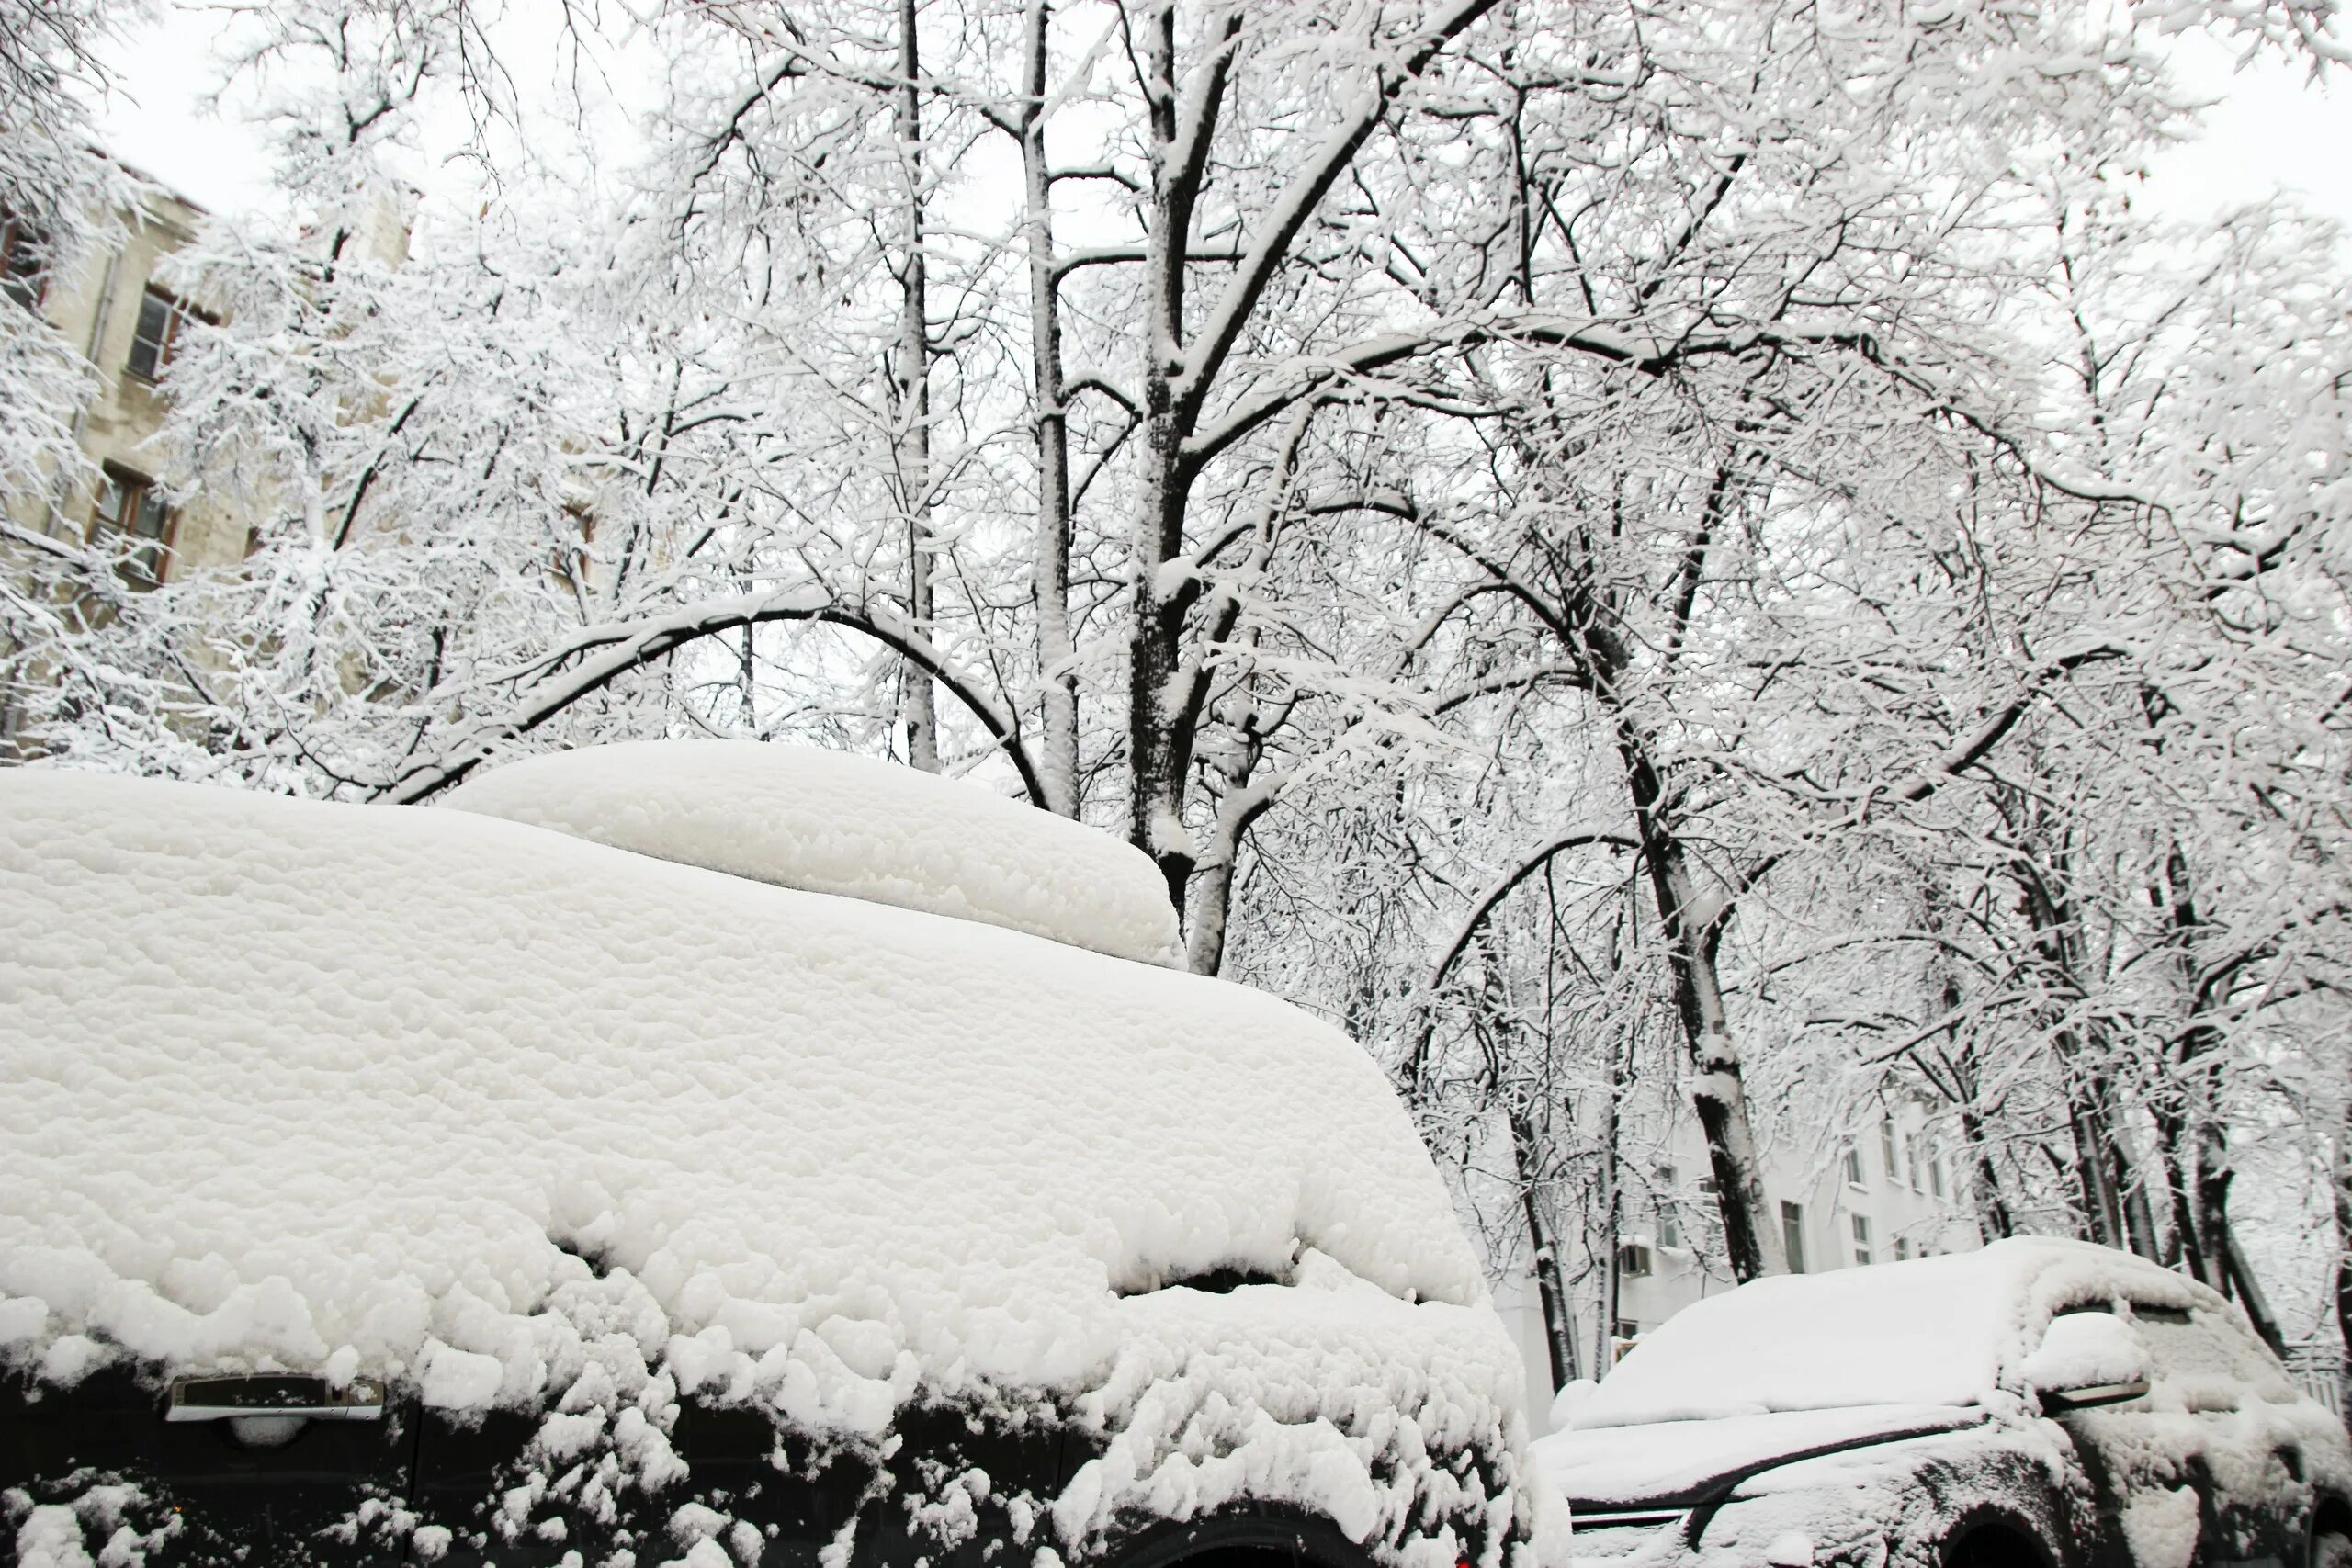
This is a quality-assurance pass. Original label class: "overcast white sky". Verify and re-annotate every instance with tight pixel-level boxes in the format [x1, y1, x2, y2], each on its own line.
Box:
[86, 5, 2352, 231]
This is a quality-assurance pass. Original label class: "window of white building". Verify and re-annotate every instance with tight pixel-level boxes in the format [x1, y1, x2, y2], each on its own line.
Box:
[91, 465, 175, 588]
[1851, 1213, 1874, 1266]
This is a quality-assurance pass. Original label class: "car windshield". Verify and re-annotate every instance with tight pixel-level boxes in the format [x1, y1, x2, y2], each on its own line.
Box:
[1573, 1248, 2032, 1427]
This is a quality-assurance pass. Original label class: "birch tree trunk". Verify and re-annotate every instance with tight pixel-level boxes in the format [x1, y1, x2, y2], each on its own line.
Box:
[1019, 0, 1078, 816]
[897, 0, 938, 773]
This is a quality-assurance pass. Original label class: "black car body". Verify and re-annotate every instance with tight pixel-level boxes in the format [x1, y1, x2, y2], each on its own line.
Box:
[3, 1363, 1430, 1567]
[0, 754, 1559, 1568]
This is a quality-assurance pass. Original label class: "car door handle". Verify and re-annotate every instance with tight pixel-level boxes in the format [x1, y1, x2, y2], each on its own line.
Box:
[165, 1375, 385, 1423]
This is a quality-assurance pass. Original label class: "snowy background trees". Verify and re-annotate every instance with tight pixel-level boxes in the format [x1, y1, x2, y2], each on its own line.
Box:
[5, 0, 2349, 1383]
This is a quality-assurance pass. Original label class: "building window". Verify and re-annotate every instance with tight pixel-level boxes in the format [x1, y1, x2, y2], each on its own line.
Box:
[1929, 1151, 1947, 1200]
[0, 216, 43, 311]
[1616, 1241, 1654, 1278]
[1656, 1165, 1680, 1248]
[92, 466, 174, 587]
[1881, 1120, 1902, 1188]
[1843, 1143, 1865, 1188]
[1851, 1213, 1874, 1266]
[127, 285, 212, 380]
[1894, 1236, 1912, 1261]
[1781, 1201, 1807, 1273]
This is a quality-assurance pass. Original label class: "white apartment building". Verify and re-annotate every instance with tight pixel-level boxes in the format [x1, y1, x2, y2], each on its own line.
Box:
[1494, 1097, 1982, 1431]
[2, 170, 247, 592]
[2, 162, 414, 755]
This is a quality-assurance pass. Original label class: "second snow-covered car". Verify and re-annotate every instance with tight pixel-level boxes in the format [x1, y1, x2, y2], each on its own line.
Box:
[1534, 1237, 2349, 1568]
[0, 741, 1560, 1568]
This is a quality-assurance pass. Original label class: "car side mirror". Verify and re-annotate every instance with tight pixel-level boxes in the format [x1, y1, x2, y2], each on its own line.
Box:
[2039, 1379, 2150, 1412]
[1549, 1378, 1599, 1431]
[2019, 1312, 2152, 1412]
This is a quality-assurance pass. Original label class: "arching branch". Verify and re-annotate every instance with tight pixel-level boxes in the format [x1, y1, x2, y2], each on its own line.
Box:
[374, 585, 1050, 807]
[1425, 828, 1644, 998]
[1397, 827, 1641, 1091]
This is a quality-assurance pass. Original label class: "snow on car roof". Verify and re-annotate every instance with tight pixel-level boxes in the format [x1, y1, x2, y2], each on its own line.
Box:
[440, 740, 1184, 966]
[0, 771, 1495, 1436]
[1572, 1237, 2207, 1427]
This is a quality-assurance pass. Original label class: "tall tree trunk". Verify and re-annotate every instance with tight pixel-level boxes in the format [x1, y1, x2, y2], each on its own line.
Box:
[1126, 1, 1200, 912]
[1475, 953, 1580, 1393]
[1959, 1104, 2017, 1239]
[2154, 849, 2238, 1286]
[1118, 0, 1490, 914]
[1595, 1065, 1621, 1373]
[1508, 1102, 1578, 1393]
[1020, 0, 1078, 815]
[2335, 1098, 2351, 1362]
[2070, 1093, 2124, 1248]
[2010, 840, 2142, 1251]
[1614, 721, 1781, 1280]
[2221, 1225, 2288, 1356]
[896, 0, 937, 773]
[2194, 1115, 2236, 1296]
[2152, 1099, 2207, 1277]
[2118, 1134, 2160, 1260]
[1183, 763, 1273, 976]
[1925, 886, 2017, 1243]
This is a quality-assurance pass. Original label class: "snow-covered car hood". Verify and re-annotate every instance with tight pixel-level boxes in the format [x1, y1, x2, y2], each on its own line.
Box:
[1532, 1404, 1987, 1511]
[0, 769, 1553, 1567]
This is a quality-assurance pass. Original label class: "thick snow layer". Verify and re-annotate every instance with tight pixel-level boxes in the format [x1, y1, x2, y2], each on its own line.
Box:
[0, 772, 1541, 1564]
[1568, 1238, 2205, 1427]
[440, 740, 1184, 966]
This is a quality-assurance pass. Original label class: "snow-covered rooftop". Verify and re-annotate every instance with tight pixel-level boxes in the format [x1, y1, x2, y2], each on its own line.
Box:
[0, 770, 1500, 1438]
[440, 740, 1184, 966]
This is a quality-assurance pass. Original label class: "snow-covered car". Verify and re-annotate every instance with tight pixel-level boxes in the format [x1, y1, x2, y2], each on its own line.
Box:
[0, 742, 1560, 1568]
[1533, 1238, 2350, 1568]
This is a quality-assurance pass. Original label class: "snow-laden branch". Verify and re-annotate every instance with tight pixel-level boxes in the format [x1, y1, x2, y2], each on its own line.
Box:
[1396, 827, 1642, 1090]
[1718, 643, 2132, 903]
[1170, 0, 1506, 432]
[375, 586, 1050, 807]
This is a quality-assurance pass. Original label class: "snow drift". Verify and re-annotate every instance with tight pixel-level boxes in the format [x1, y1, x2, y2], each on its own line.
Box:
[0, 765, 1544, 1566]
[440, 740, 1185, 966]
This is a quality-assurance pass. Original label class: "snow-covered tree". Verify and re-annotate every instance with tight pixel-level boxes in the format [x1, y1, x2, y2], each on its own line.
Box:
[16, 0, 2352, 1353]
